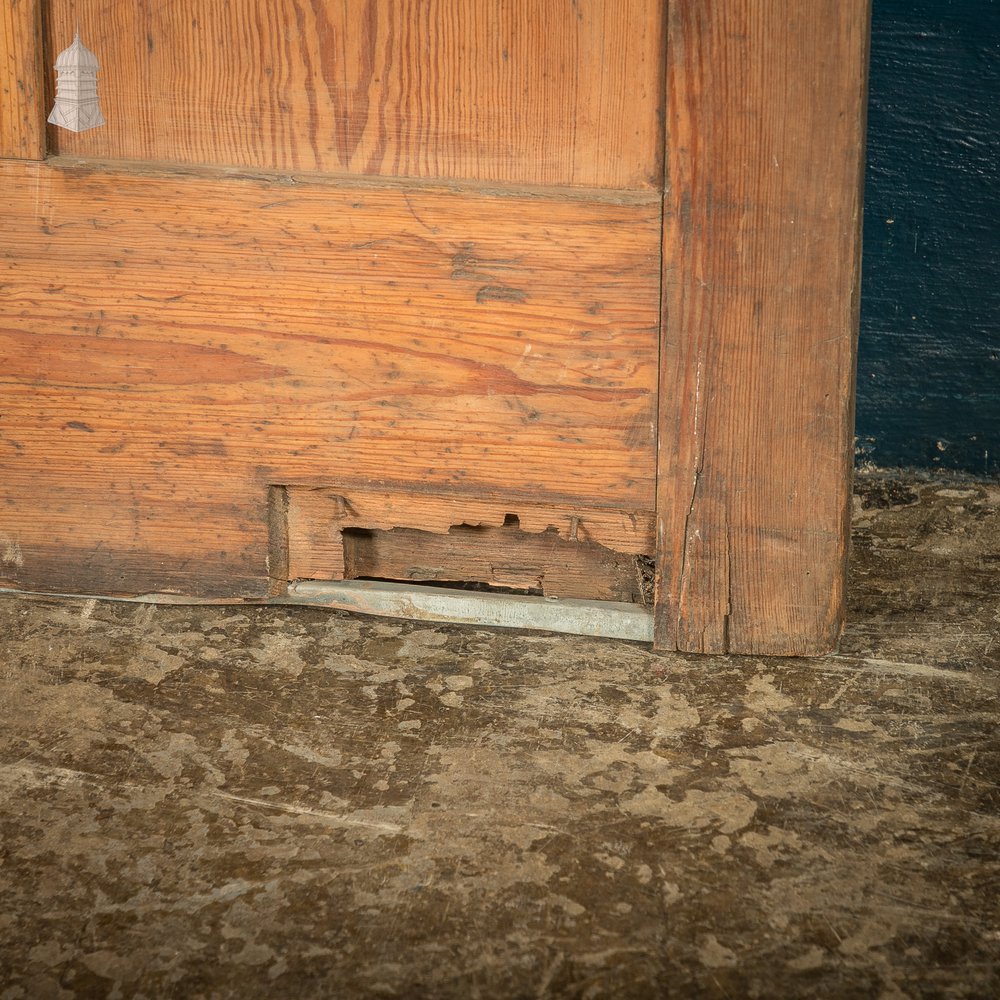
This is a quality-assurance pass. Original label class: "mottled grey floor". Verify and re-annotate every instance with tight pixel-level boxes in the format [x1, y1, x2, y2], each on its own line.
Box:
[1, 476, 998, 999]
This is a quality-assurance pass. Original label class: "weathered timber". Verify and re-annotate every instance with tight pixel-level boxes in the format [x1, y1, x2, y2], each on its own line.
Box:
[0, 0, 44, 159]
[654, 0, 871, 655]
[284, 485, 656, 586]
[0, 158, 659, 599]
[45, 0, 664, 188]
[341, 525, 652, 604]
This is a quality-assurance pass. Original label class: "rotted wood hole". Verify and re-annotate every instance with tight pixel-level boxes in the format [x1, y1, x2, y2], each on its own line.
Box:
[272, 486, 656, 607]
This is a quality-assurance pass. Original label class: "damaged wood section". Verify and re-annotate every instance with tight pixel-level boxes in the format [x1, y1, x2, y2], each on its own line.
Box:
[45, 0, 664, 188]
[343, 526, 653, 604]
[654, 0, 870, 655]
[0, 158, 659, 599]
[281, 485, 655, 603]
[0, 0, 44, 159]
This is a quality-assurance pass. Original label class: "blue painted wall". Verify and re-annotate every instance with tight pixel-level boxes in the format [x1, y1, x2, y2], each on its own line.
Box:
[857, 0, 999, 475]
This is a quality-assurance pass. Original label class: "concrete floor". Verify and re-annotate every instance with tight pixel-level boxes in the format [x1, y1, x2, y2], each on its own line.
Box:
[1, 475, 998, 999]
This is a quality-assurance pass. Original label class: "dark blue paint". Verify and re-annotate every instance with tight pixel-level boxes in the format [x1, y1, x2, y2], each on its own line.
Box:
[858, 0, 1000, 474]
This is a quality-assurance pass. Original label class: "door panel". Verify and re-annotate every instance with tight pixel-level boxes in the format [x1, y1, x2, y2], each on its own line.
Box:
[45, 0, 664, 187]
[0, 158, 659, 598]
[3, 2, 666, 604]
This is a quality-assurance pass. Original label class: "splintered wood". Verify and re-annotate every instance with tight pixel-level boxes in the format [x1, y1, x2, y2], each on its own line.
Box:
[281, 486, 656, 604]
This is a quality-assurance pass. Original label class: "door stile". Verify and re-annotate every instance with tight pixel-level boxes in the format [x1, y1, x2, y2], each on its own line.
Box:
[654, 0, 872, 655]
[0, 0, 45, 160]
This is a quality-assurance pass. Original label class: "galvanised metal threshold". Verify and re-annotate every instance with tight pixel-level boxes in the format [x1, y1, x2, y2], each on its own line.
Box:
[2, 580, 654, 643]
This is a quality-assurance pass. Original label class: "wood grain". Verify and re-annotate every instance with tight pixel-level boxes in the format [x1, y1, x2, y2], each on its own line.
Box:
[0, 0, 44, 159]
[341, 525, 651, 603]
[0, 157, 659, 599]
[284, 484, 655, 600]
[45, 0, 664, 189]
[654, 0, 871, 655]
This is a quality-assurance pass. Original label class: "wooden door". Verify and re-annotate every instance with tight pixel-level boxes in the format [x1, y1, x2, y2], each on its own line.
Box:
[0, 1, 870, 655]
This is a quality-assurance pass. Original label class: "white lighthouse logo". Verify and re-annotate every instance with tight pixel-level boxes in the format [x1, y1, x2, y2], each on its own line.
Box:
[48, 29, 106, 133]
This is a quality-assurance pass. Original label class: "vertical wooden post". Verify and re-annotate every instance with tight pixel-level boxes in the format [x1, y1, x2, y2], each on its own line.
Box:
[655, 1, 871, 655]
[0, 0, 45, 160]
